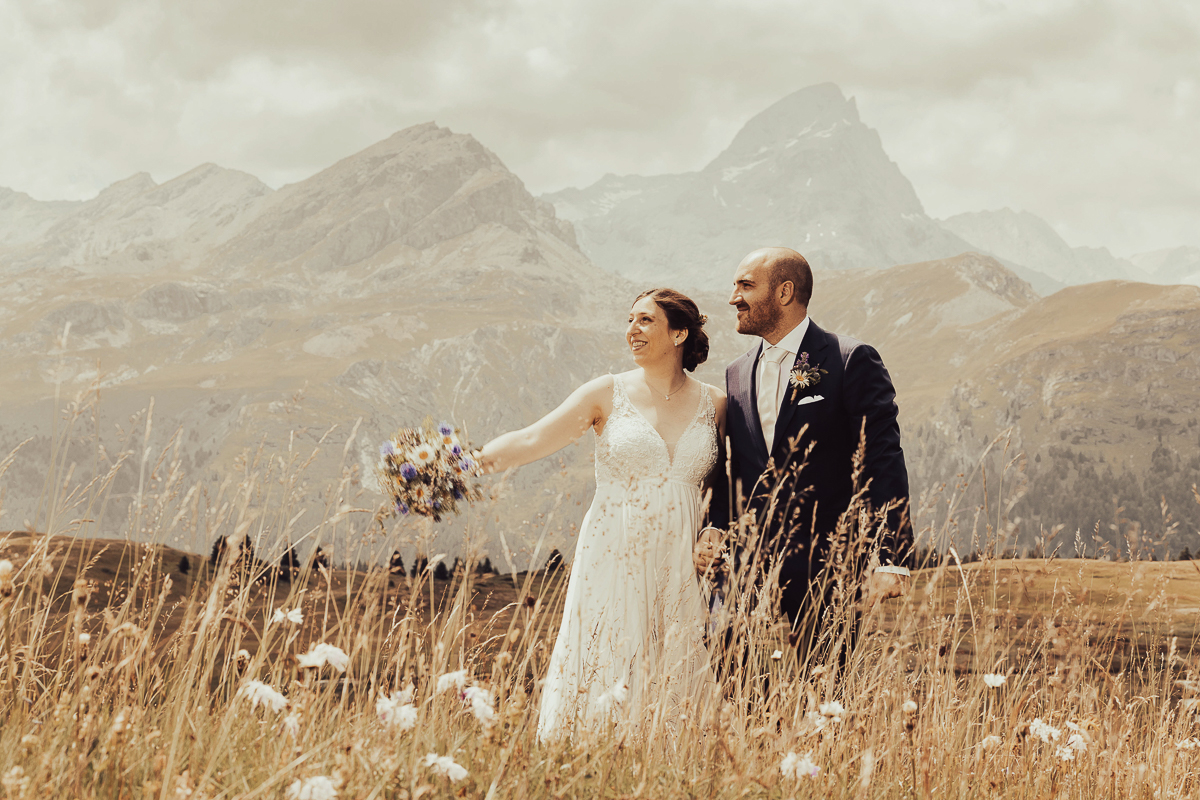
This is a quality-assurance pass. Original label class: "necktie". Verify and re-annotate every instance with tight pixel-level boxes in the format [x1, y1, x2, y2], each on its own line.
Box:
[757, 345, 789, 450]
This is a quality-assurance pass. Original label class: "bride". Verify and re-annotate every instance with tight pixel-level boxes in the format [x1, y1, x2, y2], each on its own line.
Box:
[478, 288, 725, 741]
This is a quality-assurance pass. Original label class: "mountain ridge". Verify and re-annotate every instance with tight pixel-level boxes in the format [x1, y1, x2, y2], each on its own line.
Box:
[1, 104, 1197, 562]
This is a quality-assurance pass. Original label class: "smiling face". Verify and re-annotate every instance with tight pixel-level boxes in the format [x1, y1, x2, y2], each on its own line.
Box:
[729, 253, 783, 338]
[627, 296, 685, 365]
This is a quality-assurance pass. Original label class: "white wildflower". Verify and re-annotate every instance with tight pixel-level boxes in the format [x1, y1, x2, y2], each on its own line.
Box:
[596, 680, 629, 711]
[819, 701, 845, 722]
[1066, 733, 1087, 752]
[463, 685, 496, 727]
[296, 643, 349, 672]
[980, 734, 1003, 750]
[982, 673, 1007, 688]
[1055, 745, 1076, 761]
[806, 710, 828, 730]
[411, 444, 437, 466]
[901, 700, 918, 714]
[376, 693, 418, 732]
[435, 669, 468, 694]
[286, 776, 337, 800]
[282, 712, 301, 738]
[78, 633, 91, 645]
[1177, 738, 1200, 751]
[238, 680, 288, 713]
[780, 752, 820, 780]
[423, 753, 468, 782]
[2, 766, 30, 796]
[770, 649, 783, 660]
[272, 607, 303, 625]
[1029, 717, 1061, 743]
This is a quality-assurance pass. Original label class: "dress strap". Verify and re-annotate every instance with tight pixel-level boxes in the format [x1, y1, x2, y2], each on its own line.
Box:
[698, 382, 716, 421]
[610, 373, 633, 413]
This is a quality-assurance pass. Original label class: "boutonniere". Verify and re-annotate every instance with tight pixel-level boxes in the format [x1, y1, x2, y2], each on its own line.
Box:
[788, 352, 827, 393]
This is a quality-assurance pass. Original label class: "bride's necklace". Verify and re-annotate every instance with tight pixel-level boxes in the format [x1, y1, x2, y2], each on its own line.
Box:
[646, 373, 688, 401]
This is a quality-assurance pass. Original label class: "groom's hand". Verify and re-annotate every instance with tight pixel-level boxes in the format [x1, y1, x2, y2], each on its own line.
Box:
[693, 527, 725, 576]
[862, 570, 910, 609]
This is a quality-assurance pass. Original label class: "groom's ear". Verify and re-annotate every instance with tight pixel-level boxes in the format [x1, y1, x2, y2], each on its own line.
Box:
[776, 279, 796, 305]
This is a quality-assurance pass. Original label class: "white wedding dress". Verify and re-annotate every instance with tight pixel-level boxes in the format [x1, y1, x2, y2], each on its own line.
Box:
[537, 374, 719, 742]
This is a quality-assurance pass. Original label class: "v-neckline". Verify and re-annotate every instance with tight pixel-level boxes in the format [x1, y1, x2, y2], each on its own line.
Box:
[616, 375, 706, 467]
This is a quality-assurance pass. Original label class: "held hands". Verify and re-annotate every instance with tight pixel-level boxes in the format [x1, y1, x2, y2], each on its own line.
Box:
[693, 527, 726, 577]
[861, 569, 911, 610]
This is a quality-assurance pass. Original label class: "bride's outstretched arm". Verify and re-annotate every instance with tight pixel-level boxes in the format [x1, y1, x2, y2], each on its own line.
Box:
[477, 375, 613, 473]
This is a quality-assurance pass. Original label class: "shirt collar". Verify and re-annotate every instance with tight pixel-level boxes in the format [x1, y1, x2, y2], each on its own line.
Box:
[761, 315, 810, 358]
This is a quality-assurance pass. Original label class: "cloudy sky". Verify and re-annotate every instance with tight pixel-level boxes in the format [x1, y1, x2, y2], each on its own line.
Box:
[1, 0, 1196, 256]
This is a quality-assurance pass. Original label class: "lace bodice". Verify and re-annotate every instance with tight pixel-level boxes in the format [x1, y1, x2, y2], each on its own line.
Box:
[595, 374, 718, 488]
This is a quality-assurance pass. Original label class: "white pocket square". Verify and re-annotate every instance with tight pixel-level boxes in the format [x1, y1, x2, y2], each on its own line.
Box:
[796, 394, 824, 406]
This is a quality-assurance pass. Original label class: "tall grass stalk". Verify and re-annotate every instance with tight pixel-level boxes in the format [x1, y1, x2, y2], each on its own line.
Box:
[1, 387, 1199, 798]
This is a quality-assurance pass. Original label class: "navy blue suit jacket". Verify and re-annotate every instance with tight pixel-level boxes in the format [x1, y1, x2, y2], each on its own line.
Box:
[715, 320, 912, 589]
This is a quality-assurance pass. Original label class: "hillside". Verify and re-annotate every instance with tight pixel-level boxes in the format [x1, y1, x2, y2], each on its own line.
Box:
[5, 531, 1198, 673]
[0, 123, 629, 569]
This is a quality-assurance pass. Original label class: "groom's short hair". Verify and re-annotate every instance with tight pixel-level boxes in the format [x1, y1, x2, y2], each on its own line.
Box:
[768, 250, 813, 307]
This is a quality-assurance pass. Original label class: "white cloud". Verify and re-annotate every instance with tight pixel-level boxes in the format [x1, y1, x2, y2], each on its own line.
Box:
[0, 0, 1196, 255]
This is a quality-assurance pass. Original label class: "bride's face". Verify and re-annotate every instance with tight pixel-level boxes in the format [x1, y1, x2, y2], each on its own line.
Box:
[627, 297, 684, 364]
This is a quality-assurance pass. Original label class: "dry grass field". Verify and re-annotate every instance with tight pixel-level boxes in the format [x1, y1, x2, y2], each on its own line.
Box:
[4, 403, 1200, 800]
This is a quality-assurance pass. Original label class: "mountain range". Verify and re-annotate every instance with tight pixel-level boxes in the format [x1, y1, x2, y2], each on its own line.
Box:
[2, 85, 1197, 564]
[546, 84, 1198, 295]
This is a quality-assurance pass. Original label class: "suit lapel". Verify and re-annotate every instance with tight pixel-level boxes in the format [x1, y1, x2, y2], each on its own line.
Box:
[772, 320, 831, 454]
[733, 344, 769, 463]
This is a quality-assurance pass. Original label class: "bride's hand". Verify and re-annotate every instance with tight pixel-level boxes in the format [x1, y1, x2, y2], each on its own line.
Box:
[472, 448, 495, 475]
[693, 527, 726, 576]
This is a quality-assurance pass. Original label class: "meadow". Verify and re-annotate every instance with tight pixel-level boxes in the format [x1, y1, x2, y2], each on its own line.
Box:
[3, 391, 1200, 799]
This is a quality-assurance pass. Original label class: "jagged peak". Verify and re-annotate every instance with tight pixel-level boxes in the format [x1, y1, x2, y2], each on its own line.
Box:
[706, 83, 859, 169]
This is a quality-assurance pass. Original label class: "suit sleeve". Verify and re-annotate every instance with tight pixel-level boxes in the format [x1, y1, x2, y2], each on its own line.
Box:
[705, 448, 730, 530]
[706, 373, 733, 531]
[842, 343, 913, 566]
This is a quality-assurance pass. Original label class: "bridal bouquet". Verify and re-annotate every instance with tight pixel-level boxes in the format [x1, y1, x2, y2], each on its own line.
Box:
[377, 420, 484, 522]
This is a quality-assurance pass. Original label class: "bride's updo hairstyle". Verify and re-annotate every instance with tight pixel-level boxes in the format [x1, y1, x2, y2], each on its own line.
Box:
[634, 288, 710, 372]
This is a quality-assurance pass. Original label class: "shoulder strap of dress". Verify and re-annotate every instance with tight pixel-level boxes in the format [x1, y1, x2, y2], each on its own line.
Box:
[699, 382, 717, 422]
[610, 373, 630, 411]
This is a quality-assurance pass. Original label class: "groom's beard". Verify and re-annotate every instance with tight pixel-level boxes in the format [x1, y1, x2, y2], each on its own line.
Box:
[736, 302, 782, 338]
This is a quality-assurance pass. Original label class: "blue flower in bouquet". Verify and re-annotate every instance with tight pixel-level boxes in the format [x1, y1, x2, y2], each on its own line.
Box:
[450, 444, 463, 456]
[432, 500, 442, 511]
[453, 488, 464, 500]
[438, 422, 454, 436]
[399, 463, 419, 481]
[380, 441, 396, 457]
[395, 501, 409, 515]
[459, 458, 475, 474]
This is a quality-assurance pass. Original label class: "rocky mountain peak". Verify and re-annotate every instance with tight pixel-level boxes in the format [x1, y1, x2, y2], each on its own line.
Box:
[545, 82, 971, 285]
[706, 82, 860, 171]
[219, 122, 577, 272]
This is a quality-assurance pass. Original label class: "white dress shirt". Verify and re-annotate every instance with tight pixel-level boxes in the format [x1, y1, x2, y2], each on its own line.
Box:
[756, 316, 811, 449]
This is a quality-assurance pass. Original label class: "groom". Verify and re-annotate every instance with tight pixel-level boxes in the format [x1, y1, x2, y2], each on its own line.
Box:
[700, 246, 912, 625]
